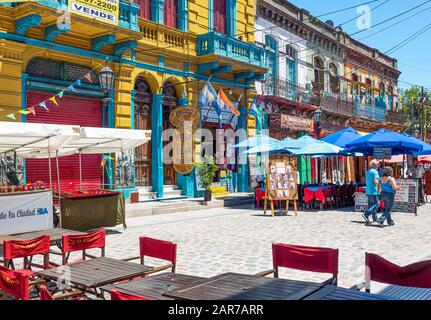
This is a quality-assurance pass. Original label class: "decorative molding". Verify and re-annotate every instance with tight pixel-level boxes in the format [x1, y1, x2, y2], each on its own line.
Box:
[197, 62, 220, 74]
[45, 23, 70, 42]
[15, 14, 41, 36]
[92, 34, 116, 52]
[114, 40, 137, 57]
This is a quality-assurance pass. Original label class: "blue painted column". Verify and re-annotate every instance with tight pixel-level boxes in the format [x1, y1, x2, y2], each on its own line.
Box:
[237, 105, 249, 192]
[151, 94, 163, 198]
[208, 0, 214, 31]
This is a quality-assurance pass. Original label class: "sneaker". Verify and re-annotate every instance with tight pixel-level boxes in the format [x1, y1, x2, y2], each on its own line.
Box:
[376, 220, 385, 228]
[388, 222, 395, 226]
[361, 214, 371, 224]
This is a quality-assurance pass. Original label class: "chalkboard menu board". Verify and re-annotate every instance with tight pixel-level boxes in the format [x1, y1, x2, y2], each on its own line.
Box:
[373, 147, 392, 160]
[393, 179, 418, 214]
[354, 192, 368, 212]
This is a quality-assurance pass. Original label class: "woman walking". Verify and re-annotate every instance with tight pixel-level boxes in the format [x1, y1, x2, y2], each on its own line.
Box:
[377, 167, 399, 227]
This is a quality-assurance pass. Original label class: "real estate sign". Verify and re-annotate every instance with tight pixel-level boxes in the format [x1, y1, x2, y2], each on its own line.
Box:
[69, 0, 120, 25]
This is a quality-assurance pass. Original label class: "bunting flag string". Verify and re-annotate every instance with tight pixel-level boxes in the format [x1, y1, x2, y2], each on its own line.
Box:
[3, 59, 106, 121]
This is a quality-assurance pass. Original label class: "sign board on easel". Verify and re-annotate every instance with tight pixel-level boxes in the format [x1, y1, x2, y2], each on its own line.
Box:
[263, 159, 298, 217]
[393, 179, 418, 214]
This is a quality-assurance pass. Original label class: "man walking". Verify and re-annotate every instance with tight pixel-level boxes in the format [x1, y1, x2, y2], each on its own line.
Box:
[362, 159, 380, 224]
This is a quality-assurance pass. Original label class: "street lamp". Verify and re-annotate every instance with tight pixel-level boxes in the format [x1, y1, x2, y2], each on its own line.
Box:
[314, 108, 322, 139]
[99, 61, 115, 94]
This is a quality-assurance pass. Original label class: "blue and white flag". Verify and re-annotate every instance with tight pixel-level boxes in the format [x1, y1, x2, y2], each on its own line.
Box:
[199, 81, 220, 114]
[249, 98, 261, 129]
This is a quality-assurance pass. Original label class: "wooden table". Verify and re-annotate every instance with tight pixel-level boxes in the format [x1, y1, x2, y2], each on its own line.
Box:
[37, 257, 152, 290]
[303, 285, 396, 300]
[100, 272, 206, 300]
[0, 228, 84, 258]
[162, 272, 324, 300]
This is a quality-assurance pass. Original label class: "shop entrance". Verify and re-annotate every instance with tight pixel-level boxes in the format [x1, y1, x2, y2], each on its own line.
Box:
[134, 77, 152, 187]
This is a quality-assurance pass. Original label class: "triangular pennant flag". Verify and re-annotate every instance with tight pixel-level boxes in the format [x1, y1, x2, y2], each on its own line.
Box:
[67, 84, 77, 92]
[6, 113, 16, 120]
[76, 79, 81, 86]
[57, 91, 64, 98]
[49, 96, 58, 107]
[83, 73, 93, 83]
[39, 101, 49, 111]
[28, 106, 36, 116]
[19, 109, 32, 115]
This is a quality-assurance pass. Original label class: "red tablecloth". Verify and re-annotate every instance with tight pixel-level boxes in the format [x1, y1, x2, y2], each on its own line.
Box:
[303, 187, 325, 204]
[58, 189, 119, 199]
[255, 188, 279, 208]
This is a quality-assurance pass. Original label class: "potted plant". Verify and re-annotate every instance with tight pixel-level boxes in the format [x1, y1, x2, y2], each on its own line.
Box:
[194, 156, 219, 202]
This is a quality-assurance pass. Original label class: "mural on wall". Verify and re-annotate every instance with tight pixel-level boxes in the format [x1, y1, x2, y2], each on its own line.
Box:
[0, 156, 25, 184]
[115, 151, 135, 189]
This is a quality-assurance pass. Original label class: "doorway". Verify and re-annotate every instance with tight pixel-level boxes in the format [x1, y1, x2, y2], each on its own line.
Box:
[134, 77, 152, 187]
[162, 82, 178, 185]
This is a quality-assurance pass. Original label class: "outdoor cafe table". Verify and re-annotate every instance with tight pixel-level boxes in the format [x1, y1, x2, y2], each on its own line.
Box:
[162, 272, 325, 300]
[303, 285, 395, 300]
[0, 228, 85, 258]
[100, 272, 206, 300]
[36, 257, 152, 291]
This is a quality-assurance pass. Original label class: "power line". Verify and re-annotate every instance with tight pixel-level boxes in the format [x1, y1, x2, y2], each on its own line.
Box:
[338, 0, 390, 26]
[357, 5, 431, 41]
[350, 0, 431, 36]
[384, 20, 431, 54]
[314, 0, 380, 18]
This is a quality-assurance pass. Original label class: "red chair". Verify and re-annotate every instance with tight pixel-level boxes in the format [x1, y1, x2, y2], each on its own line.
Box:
[123, 236, 177, 275]
[60, 229, 106, 265]
[111, 288, 151, 300]
[363, 253, 431, 293]
[3, 235, 51, 271]
[0, 265, 31, 300]
[323, 188, 334, 209]
[256, 243, 339, 285]
[39, 284, 85, 300]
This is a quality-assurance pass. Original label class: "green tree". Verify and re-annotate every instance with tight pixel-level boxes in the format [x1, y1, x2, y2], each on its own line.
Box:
[399, 86, 431, 134]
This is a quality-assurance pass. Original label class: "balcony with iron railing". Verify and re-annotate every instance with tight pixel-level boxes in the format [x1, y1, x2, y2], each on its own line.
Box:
[261, 77, 320, 107]
[319, 95, 355, 117]
[354, 96, 386, 122]
[197, 32, 266, 68]
[386, 110, 407, 124]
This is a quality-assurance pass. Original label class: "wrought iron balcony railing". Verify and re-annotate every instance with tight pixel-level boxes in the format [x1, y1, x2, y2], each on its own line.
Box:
[319, 95, 355, 117]
[386, 110, 407, 124]
[354, 101, 386, 122]
[261, 78, 320, 107]
[197, 32, 266, 68]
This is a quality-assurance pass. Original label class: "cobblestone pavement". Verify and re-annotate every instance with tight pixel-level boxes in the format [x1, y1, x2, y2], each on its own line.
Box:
[102, 204, 431, 292]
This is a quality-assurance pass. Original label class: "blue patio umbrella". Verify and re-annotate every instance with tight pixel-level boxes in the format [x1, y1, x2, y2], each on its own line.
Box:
[234, 133, 279, 148]
[241, 137, 299, 154]
[345, 128, 423, 155]
[322, 127, 361, 148]
[401, 133, 431, 156]
[285, 136, 342, 156]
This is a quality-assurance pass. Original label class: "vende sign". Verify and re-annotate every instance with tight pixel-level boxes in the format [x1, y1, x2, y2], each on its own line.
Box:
[0, 190, 53, 235]
[69, 0, 119, 25]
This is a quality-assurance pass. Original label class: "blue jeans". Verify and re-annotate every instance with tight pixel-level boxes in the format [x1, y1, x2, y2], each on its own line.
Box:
[364, 195, 379, 221]
[379, 192, 395, 224]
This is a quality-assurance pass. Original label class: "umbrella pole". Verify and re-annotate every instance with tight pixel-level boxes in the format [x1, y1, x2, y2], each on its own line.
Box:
[48, 140, 52, 190]
[56, 151, 62, 228]
[79, 151, 82, 192]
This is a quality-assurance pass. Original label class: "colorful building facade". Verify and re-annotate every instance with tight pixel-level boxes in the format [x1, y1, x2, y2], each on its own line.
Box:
[0, 0, 267, 199]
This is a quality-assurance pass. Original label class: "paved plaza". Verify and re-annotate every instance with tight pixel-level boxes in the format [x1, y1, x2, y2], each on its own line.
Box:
[103, 204, 431, 292]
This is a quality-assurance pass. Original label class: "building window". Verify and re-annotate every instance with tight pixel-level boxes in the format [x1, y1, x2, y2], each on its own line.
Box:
[313, 57, 324, 92]
[351, 73, 359, 96]
[329, 63, 339, 94]
[164, 0, 178, 28]
[214, 0, 226, 34]
[135, 0, 151, 19]
[264, 35, 279, 95]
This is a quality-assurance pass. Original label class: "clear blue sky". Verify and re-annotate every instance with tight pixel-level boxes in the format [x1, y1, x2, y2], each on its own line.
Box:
[288, 0, 431, 90]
